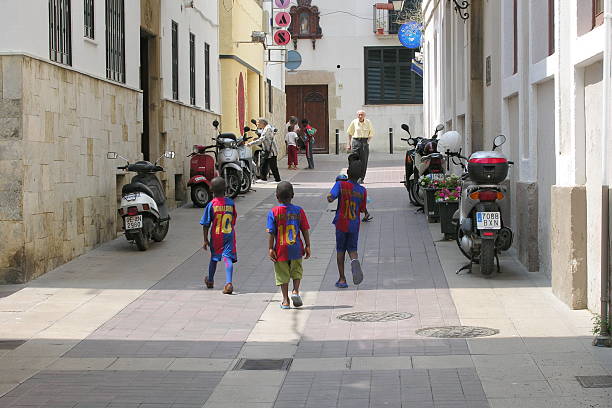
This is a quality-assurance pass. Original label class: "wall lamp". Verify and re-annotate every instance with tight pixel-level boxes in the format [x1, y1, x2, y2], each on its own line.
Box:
[449, 0, 470, 20]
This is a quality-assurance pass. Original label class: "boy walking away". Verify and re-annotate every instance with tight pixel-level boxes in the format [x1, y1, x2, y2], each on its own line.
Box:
[267, 181, 311, 309]
[327, 161, 367, 288]
[336, 153, 373, 222]
[201, 177, 237, 294]
[285, 125, 299, 170]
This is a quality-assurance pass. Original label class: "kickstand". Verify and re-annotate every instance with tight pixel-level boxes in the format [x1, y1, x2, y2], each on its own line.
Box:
[496, 254, 502, 273]
[456, 263, 472, 275]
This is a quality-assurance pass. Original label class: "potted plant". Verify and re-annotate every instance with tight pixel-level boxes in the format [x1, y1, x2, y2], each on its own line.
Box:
[436, 175, 462, 240]
[421, 175, 442, 223]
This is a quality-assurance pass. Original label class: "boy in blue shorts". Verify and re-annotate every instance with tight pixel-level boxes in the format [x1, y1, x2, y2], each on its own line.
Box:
[336, 153, 372, 222]
[327, 161, 367, 288]
[201, 177, 237, 295]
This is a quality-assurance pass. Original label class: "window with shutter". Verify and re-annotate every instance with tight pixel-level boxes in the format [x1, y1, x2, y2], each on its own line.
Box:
[172, 21, 179, 100]
[49, 0, 72, 66]
[189, 33, 195, 105]
[105, 0, 125, 83]
[364, 47, 423, 105]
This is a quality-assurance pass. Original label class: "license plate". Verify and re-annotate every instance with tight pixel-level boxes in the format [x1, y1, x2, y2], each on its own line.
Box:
[428, 173, 444, 181]
[125, 215, 143, 230]
[124, 193, 138, 201]
[476, 212, 501, 230]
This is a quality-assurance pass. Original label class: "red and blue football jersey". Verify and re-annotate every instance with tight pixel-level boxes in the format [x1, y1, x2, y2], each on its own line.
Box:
[329, 180, 367, 233]
[200, 197, 237, 262]
[267, 204, 310, 261]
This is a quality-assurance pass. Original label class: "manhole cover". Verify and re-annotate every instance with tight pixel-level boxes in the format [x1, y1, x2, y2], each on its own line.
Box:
[233, 358, 292, 371]
[0, 340, 26, 350]
[337, 311, 413, 322]
[416, 326, 499, 338]
[576, 376, 612, 388]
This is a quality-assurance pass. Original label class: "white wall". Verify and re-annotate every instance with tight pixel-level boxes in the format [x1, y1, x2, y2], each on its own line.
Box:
[291, 0, 423, 152]
[0, 0, 140, 89]
[160, 0, 221, 113]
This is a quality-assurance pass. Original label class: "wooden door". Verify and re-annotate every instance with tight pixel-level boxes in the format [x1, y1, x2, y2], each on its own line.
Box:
[286, 85, 329, 153]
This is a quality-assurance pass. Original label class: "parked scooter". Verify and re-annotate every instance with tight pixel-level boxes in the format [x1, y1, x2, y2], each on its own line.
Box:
[237, 126, 257, 194]
[450, 135, 514, 276]
[107, 151, 175, 251]
[212, 120, 243, 198]
[187, 144, 218, 207]
[402, 123, 446, 207]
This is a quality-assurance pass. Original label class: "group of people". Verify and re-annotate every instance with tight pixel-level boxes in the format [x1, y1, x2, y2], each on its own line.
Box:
[200, 155, 369, 309]
[285, 116, 316, 171]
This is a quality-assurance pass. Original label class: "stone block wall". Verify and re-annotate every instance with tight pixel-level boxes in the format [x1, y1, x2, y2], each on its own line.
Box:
[160, 100, 220, 207]
[267, 85, 287, 160]
[0, 55, 142, 283]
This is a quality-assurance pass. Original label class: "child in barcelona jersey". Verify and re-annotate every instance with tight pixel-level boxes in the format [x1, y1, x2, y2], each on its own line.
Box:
[328, 160, 367, 288]
[267, 181, 311, 309]
[201, 177, 237, 295]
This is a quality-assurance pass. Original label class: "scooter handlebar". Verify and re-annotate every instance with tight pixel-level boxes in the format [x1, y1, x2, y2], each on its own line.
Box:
[117, 165, 128, 170]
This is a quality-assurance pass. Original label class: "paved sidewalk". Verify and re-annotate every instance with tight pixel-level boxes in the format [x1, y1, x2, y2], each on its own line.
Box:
[0, 154, 610, 408]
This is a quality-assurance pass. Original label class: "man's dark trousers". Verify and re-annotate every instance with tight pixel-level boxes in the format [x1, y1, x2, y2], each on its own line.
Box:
[351, 138, 369, 180]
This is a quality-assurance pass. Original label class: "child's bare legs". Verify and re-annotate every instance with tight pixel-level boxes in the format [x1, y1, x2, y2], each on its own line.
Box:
[280, 283, 290, 307]
[337, 251, 359, 284]
[292, 279, 301, 295]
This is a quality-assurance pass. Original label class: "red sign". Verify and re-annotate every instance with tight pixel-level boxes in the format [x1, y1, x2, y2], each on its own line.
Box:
[273, 30, 291, 46]
[274, 12, 291, 27]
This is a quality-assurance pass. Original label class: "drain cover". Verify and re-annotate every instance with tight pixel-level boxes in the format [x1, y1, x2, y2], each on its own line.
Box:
[576, 376, 612, 388]
[233, 358, 292, 371]
[0, 340, 26, 350]
[416, 326, 499, 338]
[337, 311, 413, 322]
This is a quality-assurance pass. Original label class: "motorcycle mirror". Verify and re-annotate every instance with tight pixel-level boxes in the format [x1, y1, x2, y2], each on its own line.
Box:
[164, 151, 176, 159]
[436, 124, 445, 132]
[212, 120, 219, 128]
[106, 152, 118, 160]
[493, 134, 506, 150]
[250, 119, 257, 125]
[244, 126, 251, 133]
[401, 124, 410, 133]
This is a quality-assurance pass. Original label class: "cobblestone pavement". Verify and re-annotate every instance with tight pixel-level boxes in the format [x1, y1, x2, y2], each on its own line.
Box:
[0, 154, 611, 408]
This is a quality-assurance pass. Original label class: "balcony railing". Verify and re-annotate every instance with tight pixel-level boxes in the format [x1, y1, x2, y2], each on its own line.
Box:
[373, 4, 401, 35]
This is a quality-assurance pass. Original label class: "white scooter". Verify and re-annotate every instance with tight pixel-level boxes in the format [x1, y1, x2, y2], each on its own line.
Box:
[212, 120, 243, 198]
[107, 151, 175, 251]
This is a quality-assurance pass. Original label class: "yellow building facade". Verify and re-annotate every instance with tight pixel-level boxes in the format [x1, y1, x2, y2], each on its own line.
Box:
[219, 0, 266, 135]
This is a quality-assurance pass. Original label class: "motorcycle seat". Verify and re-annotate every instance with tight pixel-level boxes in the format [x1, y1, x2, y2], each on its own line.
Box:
[122, 182, 156, 200]
[219, 132, 237, 141]
[127, 161, 162, 173]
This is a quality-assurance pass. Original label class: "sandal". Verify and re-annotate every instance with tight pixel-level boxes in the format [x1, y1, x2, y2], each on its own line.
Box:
[280, 303, 291, 310]
[291, 293, 303, 308]
[362, 214, 373, 222]
[335, 280, 349, 289]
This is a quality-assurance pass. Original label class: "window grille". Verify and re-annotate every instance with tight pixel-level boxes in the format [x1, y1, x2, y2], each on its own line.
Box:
[189, 33, 196, 105]
[84, 0, 94, 39]
[204, 43, 211, 110]
[172, 21, 179, 100]
[49, 0, 72, 65]
[105, 0, 125, 83]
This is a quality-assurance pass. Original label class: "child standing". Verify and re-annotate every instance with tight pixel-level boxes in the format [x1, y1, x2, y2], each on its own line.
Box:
[201, 177, 237, 294]
[267, 181, 311, 309]
[285, 125, 299, 170]
[327, 161, 367, 288]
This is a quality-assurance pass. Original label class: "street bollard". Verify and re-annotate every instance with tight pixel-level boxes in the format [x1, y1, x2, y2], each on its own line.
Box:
[335, 129, 339, 155]
[389, 128, 393, 154]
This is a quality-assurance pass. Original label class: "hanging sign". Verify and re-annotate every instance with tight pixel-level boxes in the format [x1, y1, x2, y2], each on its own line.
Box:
[275, 12, 292, 27]
[285, 50, 302, 70]
[398, 22, 422, 49]
[274, 0, 291, 9]
[274, 30, 291, 46]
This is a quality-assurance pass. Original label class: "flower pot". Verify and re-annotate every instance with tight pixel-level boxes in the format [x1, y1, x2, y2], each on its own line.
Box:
[376, 27, 385, 35]
[424, 188, 440, 223]
[438, 201, 459, 240]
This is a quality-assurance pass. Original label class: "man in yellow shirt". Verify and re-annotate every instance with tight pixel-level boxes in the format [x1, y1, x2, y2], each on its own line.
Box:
[346, 110, 374, 182]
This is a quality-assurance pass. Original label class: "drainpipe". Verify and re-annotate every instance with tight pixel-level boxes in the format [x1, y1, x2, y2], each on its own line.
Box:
[594, 0, 612, 347]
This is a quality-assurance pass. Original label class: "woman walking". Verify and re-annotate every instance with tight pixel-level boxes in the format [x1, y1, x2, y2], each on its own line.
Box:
[301, 119, 316, 170]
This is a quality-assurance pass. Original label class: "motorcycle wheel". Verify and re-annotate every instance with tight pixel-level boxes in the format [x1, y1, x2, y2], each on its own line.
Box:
[191, 185, 210, 208]
[134, 217, 153, 251]
[480, 239, 496, 276]
[152, 220, 169, 242]
[225, 169, 241, 199]
[456, 223, 472, 260]
[239, 172, 252, 194]
[410, 175, 425, 207]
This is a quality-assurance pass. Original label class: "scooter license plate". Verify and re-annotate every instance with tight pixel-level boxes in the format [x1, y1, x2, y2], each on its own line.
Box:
[476, 212, 501, 230]
[428, 173, 445, 181]
[125, 215, 143, 230]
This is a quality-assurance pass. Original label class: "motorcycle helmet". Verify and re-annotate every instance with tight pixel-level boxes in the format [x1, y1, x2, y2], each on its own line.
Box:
[437, 130, 462, 153]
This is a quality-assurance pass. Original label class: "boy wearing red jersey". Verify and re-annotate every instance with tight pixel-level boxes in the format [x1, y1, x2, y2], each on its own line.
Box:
[267, 182, 311, 309]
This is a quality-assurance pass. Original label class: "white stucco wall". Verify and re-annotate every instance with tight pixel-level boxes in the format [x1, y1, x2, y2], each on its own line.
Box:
[160, 0, 221, 114]
[289, 0, 423, 152]
[0, 0, 140, 89]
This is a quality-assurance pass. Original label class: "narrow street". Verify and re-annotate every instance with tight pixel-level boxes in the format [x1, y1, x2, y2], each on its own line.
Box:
[0, 154, 609, 408]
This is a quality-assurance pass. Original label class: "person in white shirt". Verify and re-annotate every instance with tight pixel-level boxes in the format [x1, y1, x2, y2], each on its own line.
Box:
[248, 118, 281, 182]
[346, 110, 374, 183]
[285, 125, 299, 170]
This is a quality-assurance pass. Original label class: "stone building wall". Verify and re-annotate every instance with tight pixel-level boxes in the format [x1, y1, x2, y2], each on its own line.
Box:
[267, 85, 288, 160]
[0, 55, 142, 283]
[159, 100, 220, 207]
